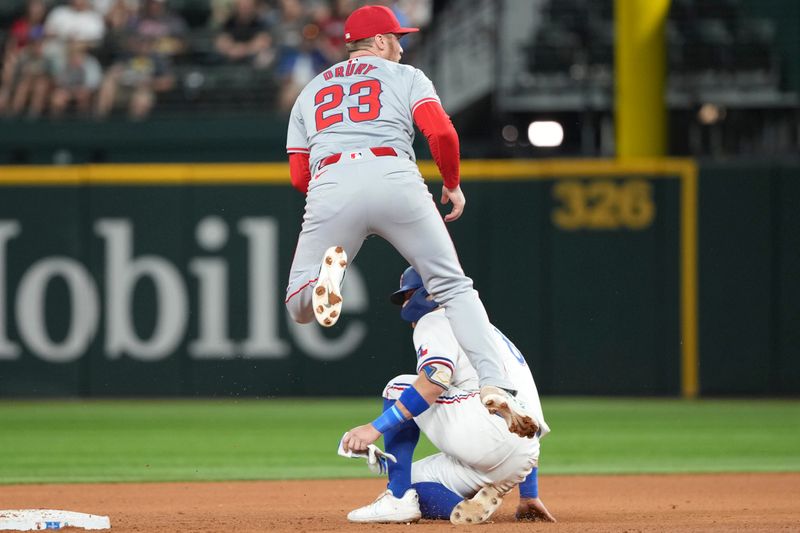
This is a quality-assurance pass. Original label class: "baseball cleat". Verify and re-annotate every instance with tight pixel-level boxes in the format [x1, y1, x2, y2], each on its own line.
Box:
[450, 485, 504, 525]
[313, 246, 347, 327]
[480, 385, 539, 439]
[347, 489, 421, 523]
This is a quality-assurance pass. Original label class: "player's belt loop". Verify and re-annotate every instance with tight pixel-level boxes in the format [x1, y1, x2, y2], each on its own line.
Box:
[369, 147, 397, 157]
[317, 153, 342, 170]
[317, 147, 398, 170]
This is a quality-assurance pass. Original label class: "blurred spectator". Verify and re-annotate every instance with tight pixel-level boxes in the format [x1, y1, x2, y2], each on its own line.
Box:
[6, 0, 48, 52]
[276, 23, 327, 111]
[0, 0, 49, 113]
[97, 0, 141, 66]
[95, 35, 175, 120]
[43, 0, 106, 81]
[44, 0, 106, 45]
[0, 32, 53, 118]
[314, 0, 354, 64]
[209, 0, 235, 29]
[211, 0, 280, 30]
[136, 0, 188, 57]
[105, 0, 140, 31]
[50, 42, 103, 118]
[214, 0, 274, 68]
[270, 0, 310, 51]
[396, 0, 432, 28]
[93, 0, 117, 16]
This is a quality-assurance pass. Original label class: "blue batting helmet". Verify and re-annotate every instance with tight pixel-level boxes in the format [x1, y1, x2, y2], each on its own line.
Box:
[389, 266, 439, 323]
[390, 266, 424, 305]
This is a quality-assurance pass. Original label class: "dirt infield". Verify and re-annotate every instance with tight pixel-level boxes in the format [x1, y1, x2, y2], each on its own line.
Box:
[1, 474, 798, 532]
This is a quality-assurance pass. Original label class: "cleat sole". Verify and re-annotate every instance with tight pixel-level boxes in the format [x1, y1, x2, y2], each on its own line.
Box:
[313, 246, 347, 327]
[450, 486, 504, 525]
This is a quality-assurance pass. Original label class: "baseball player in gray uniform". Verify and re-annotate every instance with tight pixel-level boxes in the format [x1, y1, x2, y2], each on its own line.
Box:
[340, 266, 555, 524]
[284, 4, 536, 438]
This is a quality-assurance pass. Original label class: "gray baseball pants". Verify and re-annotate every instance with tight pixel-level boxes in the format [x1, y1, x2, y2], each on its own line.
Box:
[285, 150, 514, 391]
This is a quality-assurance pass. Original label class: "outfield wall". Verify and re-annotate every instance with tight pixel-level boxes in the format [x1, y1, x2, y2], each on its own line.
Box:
[699, 162, 800, 395]
[0, 159, 796, 397]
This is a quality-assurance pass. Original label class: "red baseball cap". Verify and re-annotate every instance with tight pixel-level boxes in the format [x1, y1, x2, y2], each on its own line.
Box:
[344, 5, 419, 43]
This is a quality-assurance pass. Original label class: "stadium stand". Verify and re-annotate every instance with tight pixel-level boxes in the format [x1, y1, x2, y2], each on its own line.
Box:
[424, 0, 798, 157]
[0, 0, 796, 157]
[0, 0, 430, 118]
[522, 0, 787, 93]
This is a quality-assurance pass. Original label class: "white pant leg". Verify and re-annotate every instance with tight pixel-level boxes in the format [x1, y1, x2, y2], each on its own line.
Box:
[383, 376, 538, 497]
[411, 452, 485, 498]
[284, 158, 372, 323]
[409, 439, 539, 498]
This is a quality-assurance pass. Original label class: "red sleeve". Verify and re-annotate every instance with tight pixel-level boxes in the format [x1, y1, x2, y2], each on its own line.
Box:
[288, 152, 311, 195]
[412, 101, 460, 189]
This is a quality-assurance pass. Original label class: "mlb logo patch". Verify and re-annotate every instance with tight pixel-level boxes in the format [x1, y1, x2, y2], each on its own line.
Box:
[417, 344, 428, 358]
[350, 152, 363, 160]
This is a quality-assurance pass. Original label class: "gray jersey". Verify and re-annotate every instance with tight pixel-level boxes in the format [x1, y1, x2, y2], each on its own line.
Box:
[286, 56, 440, 168]
[285, 55, 519, 395]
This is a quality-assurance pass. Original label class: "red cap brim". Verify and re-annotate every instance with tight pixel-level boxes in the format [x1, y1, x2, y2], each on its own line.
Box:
[395, 27, 419, 35]
[344, 26, 419, 42]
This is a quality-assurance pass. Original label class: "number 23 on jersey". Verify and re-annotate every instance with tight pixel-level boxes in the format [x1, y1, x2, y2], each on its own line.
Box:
[314, 80, 382, 131]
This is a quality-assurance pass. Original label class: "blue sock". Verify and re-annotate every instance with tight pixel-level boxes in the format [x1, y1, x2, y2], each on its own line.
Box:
[519, 467, 539, 498]
[413, 482, 463, 519]
[382, 398, 420, 497]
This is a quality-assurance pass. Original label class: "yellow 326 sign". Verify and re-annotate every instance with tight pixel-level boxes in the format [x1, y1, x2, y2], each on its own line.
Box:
[551, 179, 656, 230]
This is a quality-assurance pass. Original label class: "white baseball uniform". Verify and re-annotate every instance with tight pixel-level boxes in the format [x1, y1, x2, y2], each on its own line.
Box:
[285, 55, 516, 391]
[381, 308, 550, 497]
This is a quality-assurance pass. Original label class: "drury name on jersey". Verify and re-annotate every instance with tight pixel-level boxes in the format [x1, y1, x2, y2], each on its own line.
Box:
[322, 60, 379, 81]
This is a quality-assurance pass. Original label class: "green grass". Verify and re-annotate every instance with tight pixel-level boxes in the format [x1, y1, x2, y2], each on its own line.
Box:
[0, 398, 798, 484]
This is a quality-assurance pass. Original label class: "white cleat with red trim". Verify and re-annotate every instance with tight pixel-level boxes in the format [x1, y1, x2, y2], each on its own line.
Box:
[313, 246, 347, 327]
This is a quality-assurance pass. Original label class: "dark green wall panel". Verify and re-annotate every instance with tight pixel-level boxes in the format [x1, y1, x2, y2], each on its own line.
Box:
[547, 179, 680, 395]
[0, 187, 85, 395]
[698, 165, 774, 394]
[1, 161, 797, 397]
[775, 165, 800, 393]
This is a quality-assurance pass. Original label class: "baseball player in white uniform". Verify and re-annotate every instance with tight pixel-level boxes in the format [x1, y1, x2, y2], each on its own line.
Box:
[341, 267, 556, 524]
[284, 4, 537, 438]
